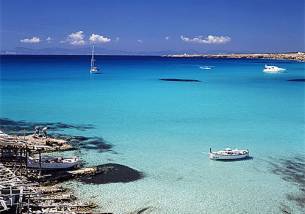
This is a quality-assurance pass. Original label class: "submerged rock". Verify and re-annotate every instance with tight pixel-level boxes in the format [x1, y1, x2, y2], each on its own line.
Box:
[159, 78, 201, 82]
[129, 206, 155, 214]
[0, 118, 94, 135]
[269, 155, 305, 211]
[0, 117, 113, 153]
[64, 135, 113, 153]
[287, 79, 305, 82]
[79, 163, 144, 184]
[81, 138, 113, 152]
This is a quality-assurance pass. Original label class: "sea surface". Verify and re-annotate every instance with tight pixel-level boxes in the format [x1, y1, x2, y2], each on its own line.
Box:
[1, 55, 304, 213]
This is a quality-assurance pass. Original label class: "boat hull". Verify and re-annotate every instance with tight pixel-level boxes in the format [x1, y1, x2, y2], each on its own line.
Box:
[209, 153, 249, 160]
[27, 162, 80, 169]
[27, 157, 80, 170]
[90, 68, 101, 74]
[263, 65, 285, 73]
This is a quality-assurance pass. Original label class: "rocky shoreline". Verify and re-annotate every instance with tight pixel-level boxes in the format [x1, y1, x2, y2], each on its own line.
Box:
[0, 118, 144, 213]
[165, 52, 305, 62]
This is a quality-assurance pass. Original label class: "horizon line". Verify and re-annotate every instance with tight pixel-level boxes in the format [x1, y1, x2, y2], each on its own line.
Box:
[1, 51, 304, 56]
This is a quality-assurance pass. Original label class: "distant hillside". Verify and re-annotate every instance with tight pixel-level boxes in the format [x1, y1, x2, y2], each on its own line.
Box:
[165, 52, 305, 62]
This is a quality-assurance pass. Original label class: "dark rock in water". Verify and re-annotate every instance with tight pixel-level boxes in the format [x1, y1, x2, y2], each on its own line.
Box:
[50, 134, 113, 153]
[0, 118, 94, 135]
[82, 138, 112, 152]
[280, 204, 293, 214]
[269, 155, 305, 211]
[70, 135, 91, 142]
[287, 79, 305, 82]
[137, 207, 151, 214]
[71, 136, 113, 153]
[159, 78, 201, 82]
[80, 163, 144, 184]
[0, 117, 113, 153]
[132, 206, 154, 214]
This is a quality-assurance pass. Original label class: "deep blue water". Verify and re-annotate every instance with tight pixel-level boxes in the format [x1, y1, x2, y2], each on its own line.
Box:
[0, 55, 304, 213]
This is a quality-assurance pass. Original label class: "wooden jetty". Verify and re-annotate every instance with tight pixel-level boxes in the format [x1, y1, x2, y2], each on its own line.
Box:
[0, 131, 99, 214]
[0, 164, 97, 213]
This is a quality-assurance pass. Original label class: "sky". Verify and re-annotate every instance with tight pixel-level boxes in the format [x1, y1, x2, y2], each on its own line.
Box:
[0, 0, 304, 54]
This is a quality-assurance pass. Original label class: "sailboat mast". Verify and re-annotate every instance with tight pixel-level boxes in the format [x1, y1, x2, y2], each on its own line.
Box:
[91, 46, 95, 68]
[90, 45, 100, 73]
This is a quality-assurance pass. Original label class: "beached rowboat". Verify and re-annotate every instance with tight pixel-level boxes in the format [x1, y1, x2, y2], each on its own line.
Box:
[208, 148, 249, 160]
[27, 156, 80, 170]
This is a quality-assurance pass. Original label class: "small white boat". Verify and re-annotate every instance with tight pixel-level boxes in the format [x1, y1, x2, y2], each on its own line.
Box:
[263, 65, 285, 73]
[27, 156, 80, 170]
[200, 66, 214, 70]
[208, 148, 249, 160]
[90, 46, 101, 74]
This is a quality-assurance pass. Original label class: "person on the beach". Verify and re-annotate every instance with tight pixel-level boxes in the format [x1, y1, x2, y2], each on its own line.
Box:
[42, 126, 48, 138]
[34, 126, 40, 137]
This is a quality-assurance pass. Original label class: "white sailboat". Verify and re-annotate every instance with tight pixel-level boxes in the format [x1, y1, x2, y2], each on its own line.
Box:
[90, 46, 100, 74]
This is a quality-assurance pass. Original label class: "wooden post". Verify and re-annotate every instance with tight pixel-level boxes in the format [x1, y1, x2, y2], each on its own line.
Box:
[25, 146, 28, 176]
[27, 197, 30, 214]
[20, 148, 23, 174]
[39, 150, 42, 176]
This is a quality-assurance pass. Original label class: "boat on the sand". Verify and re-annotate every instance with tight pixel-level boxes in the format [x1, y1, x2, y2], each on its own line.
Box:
[208, 148, 249, 160]
[27, 156, 80, 170]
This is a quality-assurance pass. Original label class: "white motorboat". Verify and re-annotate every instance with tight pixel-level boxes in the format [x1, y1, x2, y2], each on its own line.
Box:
[208, 148, 249, 160]
[263, 65, 285, 73]
[90, 46, 101, 74]
[27, 156, 80, 170]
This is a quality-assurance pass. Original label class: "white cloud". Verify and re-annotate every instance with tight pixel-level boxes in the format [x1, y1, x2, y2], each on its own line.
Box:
[20, 37, 40, 44]
[181, 35, 231, 44]
[67, 31, 85, 45]
[137, 39, 143, 43]
[46, 37, 52, 43]
[165, 36, 170, 40]
[89, 34, 111, 43]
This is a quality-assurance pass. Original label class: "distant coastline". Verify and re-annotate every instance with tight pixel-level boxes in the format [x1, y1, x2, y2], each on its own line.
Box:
[1, 52, 305, 62]
[164, 52, 305, 62]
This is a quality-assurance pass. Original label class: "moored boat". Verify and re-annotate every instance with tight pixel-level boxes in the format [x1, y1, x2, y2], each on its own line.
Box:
[208, 148, 249, 160]
[27, 156, 81, 170]
[263, 64, 285, 73]
[90, 45, 101, 74]
[200, 66, 213, 70]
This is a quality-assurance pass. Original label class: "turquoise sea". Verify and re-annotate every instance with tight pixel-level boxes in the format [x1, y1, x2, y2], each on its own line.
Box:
[0, 55, 304, 213]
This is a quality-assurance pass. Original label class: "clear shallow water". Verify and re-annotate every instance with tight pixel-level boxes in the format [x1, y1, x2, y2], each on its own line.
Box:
[1, 55, 305, 213]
